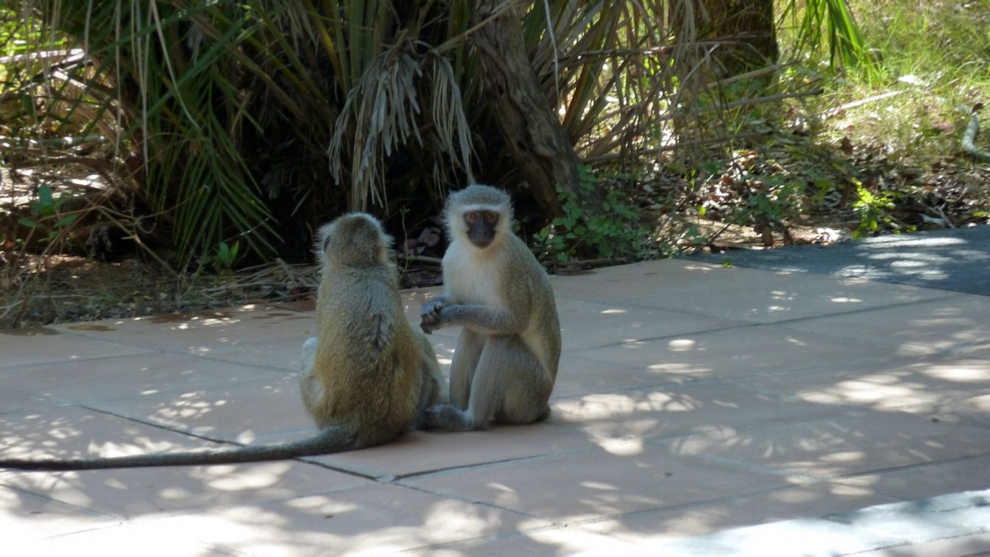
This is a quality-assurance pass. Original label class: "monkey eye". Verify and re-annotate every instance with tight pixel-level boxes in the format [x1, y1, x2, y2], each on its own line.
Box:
[483, 211, 498, 222]
[465, 211, 480, 222]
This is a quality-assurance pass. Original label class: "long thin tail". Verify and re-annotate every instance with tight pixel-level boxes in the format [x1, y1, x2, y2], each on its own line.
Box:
[0, 426, 356, 471]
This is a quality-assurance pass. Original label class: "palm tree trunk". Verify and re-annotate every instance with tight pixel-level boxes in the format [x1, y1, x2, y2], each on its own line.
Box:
[471, 0, 582, 218]
[678, 0, 779, 79]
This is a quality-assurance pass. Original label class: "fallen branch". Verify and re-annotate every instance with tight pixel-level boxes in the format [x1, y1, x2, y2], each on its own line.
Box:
[836, 90, 904, 112]
[397, 254, 443, 266]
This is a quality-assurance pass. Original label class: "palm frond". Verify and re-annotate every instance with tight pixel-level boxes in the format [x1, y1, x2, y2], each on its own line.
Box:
[329, 38, 476, 210]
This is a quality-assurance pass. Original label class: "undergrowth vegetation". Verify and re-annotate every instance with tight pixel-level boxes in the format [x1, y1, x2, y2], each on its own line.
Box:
[676, 0, 990, 250]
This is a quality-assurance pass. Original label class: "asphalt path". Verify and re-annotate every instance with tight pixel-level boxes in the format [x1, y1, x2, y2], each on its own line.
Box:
[690, 225, 990, 296]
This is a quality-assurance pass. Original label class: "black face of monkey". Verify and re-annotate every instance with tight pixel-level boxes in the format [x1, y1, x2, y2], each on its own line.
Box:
[463, 210, 499, 249]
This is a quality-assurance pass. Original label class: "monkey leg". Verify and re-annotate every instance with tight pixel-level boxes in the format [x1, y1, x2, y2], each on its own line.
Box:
[415, 332, 449, 408]
[299, 337, 325, 427]
[482, 335, 554, 425]
[449, 328, 484, 410]
[423, 335, 553, 431]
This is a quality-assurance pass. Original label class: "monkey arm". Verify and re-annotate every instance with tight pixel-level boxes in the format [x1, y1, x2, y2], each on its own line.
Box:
[430, 303, 529, 336]
[420, 294, 459, 334]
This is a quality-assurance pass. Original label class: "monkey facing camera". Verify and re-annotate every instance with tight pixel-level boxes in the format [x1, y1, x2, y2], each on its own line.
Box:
[0, 213, 447, 471]
[420, 184, 561, 431]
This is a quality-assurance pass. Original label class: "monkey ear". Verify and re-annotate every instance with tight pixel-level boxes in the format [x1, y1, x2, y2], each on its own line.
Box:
[313, 224, 332, 265]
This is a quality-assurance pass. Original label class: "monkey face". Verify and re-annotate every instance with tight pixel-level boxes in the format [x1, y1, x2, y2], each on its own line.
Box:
[463, 210, 499, 248]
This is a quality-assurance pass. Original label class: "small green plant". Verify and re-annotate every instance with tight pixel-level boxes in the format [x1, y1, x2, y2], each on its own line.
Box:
[534, 165, 653, 263]
[205, 240, 241, 275]
[732, 174, 802, 229]
[851, 181, 896, 238]
[17, 184, 78, 245]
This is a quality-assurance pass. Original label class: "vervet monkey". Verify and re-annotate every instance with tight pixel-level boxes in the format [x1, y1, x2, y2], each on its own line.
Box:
[0, 214, 447, 470]
[419, 184, 560, 431]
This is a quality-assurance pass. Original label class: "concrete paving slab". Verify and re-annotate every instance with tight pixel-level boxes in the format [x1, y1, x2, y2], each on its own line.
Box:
[826, 489, 990, 544]
[623, 490, 990, 555]
[690, 225, 990, 296]
[657, 409, 990, 480]
[409, 525, 643, 556]
[90, 373, 311, 443]
[0, 327, 153, 369]
[566, 325, 892, 385]
[732, 354, 990, 412]
[0, 388, 46, 415]
[402, 442, 790, 523]
[129, 483, 549, 556]
[557, 298, 744, 349]
[549, 259, 727, 302]
[3, 248, 990, 556]
[438, 490, 990, 557]
[582, 481, 900, 545]
[837, 454, 990, 501]
[852, 532, 990, 556]
[549, 380, 840, 440]
[1, 484, 118, 542]
[49, 305, 313, 354]
[780, 295, 990, 357]
[550, 353, 662, 398]
[23, 524, 228, 557]
[204, 337, 307, 371]
[306, 424, 592, 479]
[896, 393, 990, 428]
[0, 405, 230, 461]
[625, 266, 955, 324]
[637, 515, 904, 556]
[1, 459, 369, 518]
[0, 351, 288, 404]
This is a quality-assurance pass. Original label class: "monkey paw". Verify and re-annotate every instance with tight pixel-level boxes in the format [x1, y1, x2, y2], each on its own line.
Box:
[420, 404, 474, 431]
[419, 318, 436, 335]
[419, 298, 446, 334]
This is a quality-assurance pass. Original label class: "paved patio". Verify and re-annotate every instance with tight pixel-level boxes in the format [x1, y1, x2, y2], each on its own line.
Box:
[2, 258, 989, 556]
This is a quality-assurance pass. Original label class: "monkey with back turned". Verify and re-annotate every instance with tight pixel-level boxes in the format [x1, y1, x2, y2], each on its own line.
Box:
[0, 213, 447, 470]
[420, 184, 561, 431]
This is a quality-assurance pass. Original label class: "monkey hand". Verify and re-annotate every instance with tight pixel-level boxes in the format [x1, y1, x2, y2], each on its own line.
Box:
[420, 296, 450, 334]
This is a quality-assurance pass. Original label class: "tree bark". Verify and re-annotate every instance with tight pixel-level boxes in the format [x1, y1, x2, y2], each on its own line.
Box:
[471, 0, 582, 218]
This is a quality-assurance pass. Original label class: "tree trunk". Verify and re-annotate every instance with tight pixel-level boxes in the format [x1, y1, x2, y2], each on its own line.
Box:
[471, 0, 582, 218]
[669, 0, 779, 159]
[682, 0, 779, 79]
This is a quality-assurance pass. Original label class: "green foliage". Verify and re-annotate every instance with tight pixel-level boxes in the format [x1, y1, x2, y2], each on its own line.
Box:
[16, 185, 78, 245]
[781, 0, 874, 73]
[789, 1, 990, 161]
[9, 0, 477, 265]
[3, 0, 903, 272]
[534, 165, 652, 263]
[733, 174, 802, 228]
[851, 181, 896, 238]
[204, 241, 242, 275]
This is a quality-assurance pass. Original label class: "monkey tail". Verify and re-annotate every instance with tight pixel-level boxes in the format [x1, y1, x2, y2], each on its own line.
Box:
[0, 426, 358, 471]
